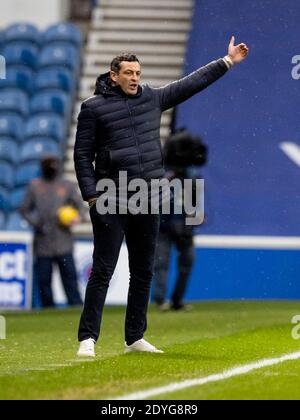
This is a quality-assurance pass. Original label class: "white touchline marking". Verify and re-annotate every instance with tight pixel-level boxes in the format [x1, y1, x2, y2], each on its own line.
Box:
[194, 235, 300, 249]
[280, 142, 300, 167]
[115, 351, 300, 400]
[47, 363, 73, 368]
[1, 357, 98, 377]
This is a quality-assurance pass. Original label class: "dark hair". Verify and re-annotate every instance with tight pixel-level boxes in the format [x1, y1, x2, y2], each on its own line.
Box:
[41, 155, 60, 165]
[110, 53, 140, 73]
[41, 155, 61, 180]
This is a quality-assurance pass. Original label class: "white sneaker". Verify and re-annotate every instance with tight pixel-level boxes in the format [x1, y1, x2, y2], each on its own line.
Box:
[125, 338, 164, 354]
[77, 338, 95, 357]
[156, 302, 171, 312]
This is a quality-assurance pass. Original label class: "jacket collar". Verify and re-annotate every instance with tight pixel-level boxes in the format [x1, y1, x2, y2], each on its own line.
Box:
[94, 72, 142, 98]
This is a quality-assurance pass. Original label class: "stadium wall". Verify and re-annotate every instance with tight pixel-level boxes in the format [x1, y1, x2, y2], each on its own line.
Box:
[170, 1, 300, 301]
[176, 0, 300, 237]
[0, 0, 70, 28]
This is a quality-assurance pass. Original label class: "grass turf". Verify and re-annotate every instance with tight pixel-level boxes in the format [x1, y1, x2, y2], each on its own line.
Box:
[0, 301, 300, 400]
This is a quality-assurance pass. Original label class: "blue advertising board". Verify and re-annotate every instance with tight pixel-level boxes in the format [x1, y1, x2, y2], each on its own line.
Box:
[0, 233, 32, 310]
[165, 236, 300, 301]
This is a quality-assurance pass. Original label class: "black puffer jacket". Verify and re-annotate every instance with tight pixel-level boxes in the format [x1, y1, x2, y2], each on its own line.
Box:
[74, 59, 228, 201]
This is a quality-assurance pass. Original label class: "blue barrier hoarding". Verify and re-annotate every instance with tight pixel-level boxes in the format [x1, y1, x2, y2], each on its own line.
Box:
[0, 233, 32, 310]
[165, 236, 300, 301]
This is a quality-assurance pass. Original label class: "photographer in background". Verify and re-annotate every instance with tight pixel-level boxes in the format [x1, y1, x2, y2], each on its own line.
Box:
[153, 129, 207, 311]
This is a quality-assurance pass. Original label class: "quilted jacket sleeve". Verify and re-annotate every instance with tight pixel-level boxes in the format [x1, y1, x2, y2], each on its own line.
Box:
[74, 102, 98, 201]
[155, 58, 228, 112]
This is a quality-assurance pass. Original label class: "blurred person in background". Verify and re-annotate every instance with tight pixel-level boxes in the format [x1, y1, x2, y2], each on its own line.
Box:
[20, 155, 84, 308]
[153, 128, 207, 311]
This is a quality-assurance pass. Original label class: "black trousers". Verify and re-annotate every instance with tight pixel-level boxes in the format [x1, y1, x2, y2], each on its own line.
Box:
[153, 229, 195, 307]
[36, 254, 83, 307]
[78, 206, 160, 345]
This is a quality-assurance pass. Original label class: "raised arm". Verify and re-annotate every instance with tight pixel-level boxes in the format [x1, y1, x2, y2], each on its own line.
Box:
[156, 37, 249, 112]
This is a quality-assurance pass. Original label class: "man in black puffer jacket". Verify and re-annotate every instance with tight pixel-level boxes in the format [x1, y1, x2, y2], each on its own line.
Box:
[75, 37, 249, 357]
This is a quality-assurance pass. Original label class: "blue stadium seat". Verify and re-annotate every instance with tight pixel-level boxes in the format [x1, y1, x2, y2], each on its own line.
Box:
[4, 23, 40, 47]
[15, 162, 41, 187]
[0, 209, 5, 229]
[9, 187, 28, 211]
[30, 90, 71, 118]
[0, 139, 19, 164]
[25, 114, 66, 143]
[0, 89, 29, 116]
[0, 187, 9, 211]
[0, 67, 33, 94]
[34, 68, 74, 93]
[20, 139, 61, 163]
[0, 162, 14, 189]
[3, 43, 38, 70]
[43, 22, 82, 48]
[6, 211, 31, 232]
[0, 114, 24, 141]
[24, 135, 60, 146]
[39, 44, 80, 73]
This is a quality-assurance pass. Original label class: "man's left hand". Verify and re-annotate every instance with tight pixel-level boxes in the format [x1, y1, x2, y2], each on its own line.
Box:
[228, 36, 249, 64]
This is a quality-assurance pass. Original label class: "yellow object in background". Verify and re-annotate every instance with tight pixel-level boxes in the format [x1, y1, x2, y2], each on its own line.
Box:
[57, 206, 79, 227]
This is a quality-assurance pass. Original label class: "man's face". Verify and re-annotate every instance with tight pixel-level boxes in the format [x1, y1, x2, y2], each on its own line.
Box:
[110, 61, 141, 95]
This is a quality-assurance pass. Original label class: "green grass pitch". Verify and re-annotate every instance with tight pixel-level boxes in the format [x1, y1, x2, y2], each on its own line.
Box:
[1, 301, 300, 400]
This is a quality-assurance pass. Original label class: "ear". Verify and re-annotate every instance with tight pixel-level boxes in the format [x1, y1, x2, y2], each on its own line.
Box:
[110, 70, 118, 83]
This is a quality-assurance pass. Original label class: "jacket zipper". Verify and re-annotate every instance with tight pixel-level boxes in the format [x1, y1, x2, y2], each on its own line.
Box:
[125, 99, 143, 176]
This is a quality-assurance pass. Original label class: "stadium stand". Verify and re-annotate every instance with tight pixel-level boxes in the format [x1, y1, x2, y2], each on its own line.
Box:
[0, 162, 14, 189]
[0, 4, 193, 235]
[5, 210, 31, 231]
[9, 187, 28, 211]
[30, 91, 71, 119]
[4, 23, 40, 47]
[43, 23, 82, 48]
[0, 186, 9, 211]
[34, 68, 75, 94]
[3, 44, 39, 69]
[0, 209, 5, 229]
[25, 114, 66, 143]
[20, 139, 61, 163]
[0, 89, 29, 116]
[39, 44, 80, 75]
[15, 162, 41, 187]
[0, 114, 24, 140]
[0, 138, 19, 164]
[0, 21, 82, 231]
[0, 67, 34, 94]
